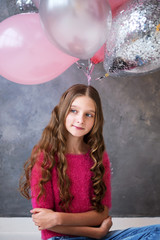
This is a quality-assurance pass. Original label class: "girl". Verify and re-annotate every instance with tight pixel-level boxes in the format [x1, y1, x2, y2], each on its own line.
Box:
[19, 84, 160, 240]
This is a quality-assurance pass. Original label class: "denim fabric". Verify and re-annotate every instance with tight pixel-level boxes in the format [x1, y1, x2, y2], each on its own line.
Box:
[48, 224, 160, 240]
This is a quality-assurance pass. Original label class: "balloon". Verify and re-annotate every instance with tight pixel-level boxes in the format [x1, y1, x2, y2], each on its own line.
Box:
[103, 0, 160, 76]
[108, 0, 129, 15]
[90, 0, 130, 64]
[15, 0, 38, 13]
[91, 44, 105, 64]
[1, 0, 38, 21]
[0, 13, 78, 85]
[32, 0, 40, 9]
[39, 0, 112, 60]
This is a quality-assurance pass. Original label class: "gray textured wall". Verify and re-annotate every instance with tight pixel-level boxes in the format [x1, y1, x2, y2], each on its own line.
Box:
[0, 0, 160, 217]
[0, 65, 160, 217]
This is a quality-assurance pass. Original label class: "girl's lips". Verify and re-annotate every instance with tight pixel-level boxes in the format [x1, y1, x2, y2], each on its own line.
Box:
[73, 125, 84, 130]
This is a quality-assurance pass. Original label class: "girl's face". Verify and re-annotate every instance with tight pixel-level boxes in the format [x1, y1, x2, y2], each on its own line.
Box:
[65, 96, 96, 138]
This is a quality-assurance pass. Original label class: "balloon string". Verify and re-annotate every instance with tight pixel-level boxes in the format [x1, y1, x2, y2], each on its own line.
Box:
[86, 61, 95, 85]
[76, 61, 110, 83]
[75, 60, 95, 85]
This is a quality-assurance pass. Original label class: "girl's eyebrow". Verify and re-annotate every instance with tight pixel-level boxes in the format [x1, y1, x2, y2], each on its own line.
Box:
[87, 109, 96, 114]
[71, 105, 95, 114]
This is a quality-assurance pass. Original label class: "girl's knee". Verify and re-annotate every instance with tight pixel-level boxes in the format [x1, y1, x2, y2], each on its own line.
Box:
[148, 224, 160, 238]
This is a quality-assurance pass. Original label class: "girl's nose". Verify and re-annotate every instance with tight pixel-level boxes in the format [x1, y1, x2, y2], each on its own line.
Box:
[77, 114, 84, 124]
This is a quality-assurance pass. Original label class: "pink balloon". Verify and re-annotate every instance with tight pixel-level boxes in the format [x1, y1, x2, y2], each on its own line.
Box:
[90, 0, 130, 64]
[108, 0, 129, 15]
[0, 13, 78, 85]
[91, 44, 105, 64]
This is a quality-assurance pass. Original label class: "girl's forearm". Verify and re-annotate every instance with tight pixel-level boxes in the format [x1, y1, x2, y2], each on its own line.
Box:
[31, 207, 109, 230]
[49, 225, 104, 239]
[57, 207, 109, 227]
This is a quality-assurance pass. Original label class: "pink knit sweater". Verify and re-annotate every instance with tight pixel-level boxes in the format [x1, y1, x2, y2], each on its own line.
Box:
[31, 151, 111, 240]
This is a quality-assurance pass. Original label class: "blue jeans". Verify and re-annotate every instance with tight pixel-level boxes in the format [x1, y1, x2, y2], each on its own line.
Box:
[48, 224, 160, 240]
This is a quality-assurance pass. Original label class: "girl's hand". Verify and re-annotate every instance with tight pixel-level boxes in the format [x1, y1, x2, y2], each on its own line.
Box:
[98, 216, 112, 239]
[30, 208, 59, 230]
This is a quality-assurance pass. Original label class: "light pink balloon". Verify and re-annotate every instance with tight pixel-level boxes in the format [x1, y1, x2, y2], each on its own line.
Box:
[0, 13, 78, 85]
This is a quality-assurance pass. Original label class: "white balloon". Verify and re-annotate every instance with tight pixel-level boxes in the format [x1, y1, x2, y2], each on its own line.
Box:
[39, 0, 112, 59]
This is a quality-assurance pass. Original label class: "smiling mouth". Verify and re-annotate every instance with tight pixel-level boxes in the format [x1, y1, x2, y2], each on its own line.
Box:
[73, 125, 84, 130]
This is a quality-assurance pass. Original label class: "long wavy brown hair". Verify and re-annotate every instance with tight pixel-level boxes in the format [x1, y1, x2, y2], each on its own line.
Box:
[19, 84, 106, 212]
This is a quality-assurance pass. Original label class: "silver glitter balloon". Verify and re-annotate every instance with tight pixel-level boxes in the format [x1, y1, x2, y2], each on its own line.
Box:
[16, 0, 38, 12]
[103, 0, 160, 76]
[3, 0, 38, 19]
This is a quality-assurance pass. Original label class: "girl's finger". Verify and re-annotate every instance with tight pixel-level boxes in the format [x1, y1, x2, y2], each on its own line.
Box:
[30, 208, 42, 214]
[38, 226, 41, 231]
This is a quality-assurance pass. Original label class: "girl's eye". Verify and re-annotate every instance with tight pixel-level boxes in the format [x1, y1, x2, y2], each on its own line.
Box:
[86, 113, 93, 118]
[71, 109, 77, 113]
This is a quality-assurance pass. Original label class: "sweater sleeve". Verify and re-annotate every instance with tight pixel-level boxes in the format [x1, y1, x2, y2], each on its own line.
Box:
[30, 151, 54, 209]
[101, 151, 112, 209]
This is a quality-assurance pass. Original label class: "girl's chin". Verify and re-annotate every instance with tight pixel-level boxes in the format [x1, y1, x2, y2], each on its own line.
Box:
[67, 130, 86, 138]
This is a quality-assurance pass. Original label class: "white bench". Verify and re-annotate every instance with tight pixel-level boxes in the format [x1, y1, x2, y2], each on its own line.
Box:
[0, 217, 160, 240]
